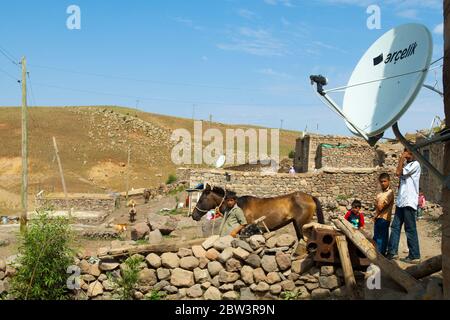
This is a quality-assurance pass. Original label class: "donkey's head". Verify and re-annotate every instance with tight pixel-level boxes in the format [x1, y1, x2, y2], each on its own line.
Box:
[191, 184, 226, 221]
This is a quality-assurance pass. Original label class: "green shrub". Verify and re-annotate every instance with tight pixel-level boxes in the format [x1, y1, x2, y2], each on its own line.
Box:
[281, 290, 299, 300]
[110, 255, 143, 300]
[146, 290, 166, 300]
[288, 150, 295, 159]
[166, 174, 177, 185]
[11, 210, 74, 300]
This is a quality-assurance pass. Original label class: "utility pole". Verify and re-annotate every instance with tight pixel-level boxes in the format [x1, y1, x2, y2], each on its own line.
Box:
[192, 104, 196, 121]
[20, 56, 28, 233]
[52, 137, 69, 210]
[125, 145, 131, 201]
[280, 119, 284, 130]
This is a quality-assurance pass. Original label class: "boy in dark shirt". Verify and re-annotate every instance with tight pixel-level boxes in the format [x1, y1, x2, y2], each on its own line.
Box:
[344, 200, 365, 230]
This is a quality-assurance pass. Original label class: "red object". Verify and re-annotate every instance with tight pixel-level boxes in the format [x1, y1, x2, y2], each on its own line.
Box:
[344, 210, 365, 228]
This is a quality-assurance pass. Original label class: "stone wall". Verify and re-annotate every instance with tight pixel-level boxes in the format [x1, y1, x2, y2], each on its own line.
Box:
[177, 167, 398, 210]
[317, 144, 380, 169]
[0, 234, 366, 300]
[35, 194, 118, 212]
[294, 134, 376, 173]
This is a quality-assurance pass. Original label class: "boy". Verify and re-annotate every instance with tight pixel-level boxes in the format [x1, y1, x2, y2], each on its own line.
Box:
[417, 191, 426, 220]
[344, 200, 365, 230]
[216, 193, 248, 237]
[373, 173, 394, 256]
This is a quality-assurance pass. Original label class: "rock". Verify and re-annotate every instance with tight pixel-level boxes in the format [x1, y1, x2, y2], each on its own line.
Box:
[241, 265, 254, 285]
[291, 258, 313, 275]
[240, 287, 256, 300]
[198, 257, 209, 269]
[223, 291, 239, 300]
[164, 285, 179, 294]
[319, 275, 340, 290]
[134, 291, 144, 300]
[207, 261, 224, 277]
[98, 274, 107, 282]
[248, 235, 265, 250]
[0, 271, 5, 280]
[253, 268, 266, 283]
[219, 270, 239, 283]
[232, 247, 250, 261]
[154, 280, 170, 291]
[202, 235, 220, 250]
[204, 286, 222, 300]
[193, 268, 210, 283]
[161, 252, 180, 269]
[87, 281, 104, 297]
[232, 239, 253, 252]
[305, 282, 320, 291]
[276, 234, 296, 247]
[261, 255, 278, 273]
[205, 248, 220, 261]
[177, 248, 193, 258]
[233, 280, 245, 290]
[275, 252, 291, 271]
[147, 213, 177, 235]
[201, 282, 211, 290]
[280, 280, 296, 291]
[145, 253, 162, 268]
[266, 237, 278, 248]
[266, 272, 281, 284]
[0, 280, 5, 294]
[331, 287, 347, 299]
[187, 284, 203, 298]
[102, 279, 115, 291]
[81, 274, 96, 282]
[225, 258, 242, 272]
[0, 260, 6, 272]
[179, 256, 199, 270]
[309, 266, 320, 278]
[157, 268, 171, 281]
[219, 283, 234, 291]
[139, 268, 157, 286]
[320, 266, 335, 276]
[265, 247, 290, 253]
[211, 275, 220, 288]
[213, 236, 234, 251]
[270, 284, 282, 295]
[311, 288, 331, 300]
[289, 273, 300, 281]
[170, 268, 194, 287]
[297, 286, 311, 299]
[192, 245, 206, 258]
[148, 229, 163, 243]
[254, 282, 270, 292]
[79, 260, 90, 274]
[99, 261, 119, 272]
[218, 247, 234, 263]
[131, 222, 150, 240]
[245, 254, 261, 268]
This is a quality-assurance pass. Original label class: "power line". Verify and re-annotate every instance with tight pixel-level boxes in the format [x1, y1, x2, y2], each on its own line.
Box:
[0, 44, 19, 66]
[0, 66, 20, 82]
[28, 63, 269, 92]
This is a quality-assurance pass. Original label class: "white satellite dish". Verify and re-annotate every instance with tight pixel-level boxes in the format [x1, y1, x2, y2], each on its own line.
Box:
[215, 155, 226, 168]
[310, 23, 450, 189]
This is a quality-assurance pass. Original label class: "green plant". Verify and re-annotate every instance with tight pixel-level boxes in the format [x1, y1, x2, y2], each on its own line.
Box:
[336, 194, 351, 202]
[281, 290, 299, 300]
[10, 210, 74, 300]
[146, 290, 166, 300]
[288, 150, 295, 159]
[166, 174, 177, 185]
[110, 255, 143, 300]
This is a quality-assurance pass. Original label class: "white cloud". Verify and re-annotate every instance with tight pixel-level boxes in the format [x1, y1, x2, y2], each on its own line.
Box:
[319, 0, 442, 10]
[237, 9, 258, 20]
[257, 68, 292, 78]
[172, 16, 203, 31]
[433, 23, 444, 35]
[217, 27, 288, 57]
[396, 9, 418, 19]
[264, 0, 294, 7]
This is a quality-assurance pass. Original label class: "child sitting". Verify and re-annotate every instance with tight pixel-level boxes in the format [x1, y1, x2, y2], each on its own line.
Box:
[344, 200, 365, 230]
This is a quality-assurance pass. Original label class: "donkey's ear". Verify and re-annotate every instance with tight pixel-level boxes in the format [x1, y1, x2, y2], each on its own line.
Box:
[204, 183, 211, 192]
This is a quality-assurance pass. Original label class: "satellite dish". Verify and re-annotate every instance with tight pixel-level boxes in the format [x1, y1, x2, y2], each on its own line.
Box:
[215, 155, 226, 168]
[310, 23, 433, 142]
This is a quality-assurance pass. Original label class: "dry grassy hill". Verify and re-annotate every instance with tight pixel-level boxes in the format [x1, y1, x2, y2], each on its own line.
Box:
[0, 106, 301, 212]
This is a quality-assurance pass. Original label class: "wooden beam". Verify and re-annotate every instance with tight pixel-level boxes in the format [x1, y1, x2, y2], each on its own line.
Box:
[335, 235, 357, 299]
[332, 216, 423, 294]
[404, 255, 442, 279]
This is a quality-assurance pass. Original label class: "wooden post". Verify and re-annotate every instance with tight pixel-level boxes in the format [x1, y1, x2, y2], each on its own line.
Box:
[335, 235, 357, 298]
[20, 56, 28, 233]
[404, 255, 442, 279]
[442, 0, 450, 299]
[125, 145, 131, 201]
[52, 137, 69, 210]
[332, 216, 423, 294]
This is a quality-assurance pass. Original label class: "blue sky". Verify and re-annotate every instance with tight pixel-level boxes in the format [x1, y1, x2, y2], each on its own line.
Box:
[0, 0, 445, 137]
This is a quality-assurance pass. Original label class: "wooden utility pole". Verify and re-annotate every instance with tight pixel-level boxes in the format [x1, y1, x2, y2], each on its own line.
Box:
[335, 235, 357, 299]
[125, 145, 131, 201]
[52, 137, 69, 209]
[20, 56, 28, 233]
[442, 0, 450, 299]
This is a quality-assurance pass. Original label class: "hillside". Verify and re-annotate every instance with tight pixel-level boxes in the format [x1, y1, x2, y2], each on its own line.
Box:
[0, 106, 301, 212]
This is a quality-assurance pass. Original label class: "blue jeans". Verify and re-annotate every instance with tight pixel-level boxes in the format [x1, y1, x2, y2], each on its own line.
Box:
[373, 218, 390, 255]
[387, 206, 421, 259]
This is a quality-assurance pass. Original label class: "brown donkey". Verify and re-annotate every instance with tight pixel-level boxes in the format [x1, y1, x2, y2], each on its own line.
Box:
[191, 184, 324, 239]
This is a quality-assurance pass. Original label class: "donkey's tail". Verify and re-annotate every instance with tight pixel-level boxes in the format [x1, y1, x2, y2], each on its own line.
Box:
[312, 197, 324, 224]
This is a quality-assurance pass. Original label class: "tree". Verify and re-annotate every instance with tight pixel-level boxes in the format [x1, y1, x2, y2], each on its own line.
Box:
[443, 0, 450, 299]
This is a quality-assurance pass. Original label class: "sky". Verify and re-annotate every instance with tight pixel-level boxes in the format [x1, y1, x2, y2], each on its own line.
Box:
[0, 0, 445, 137]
